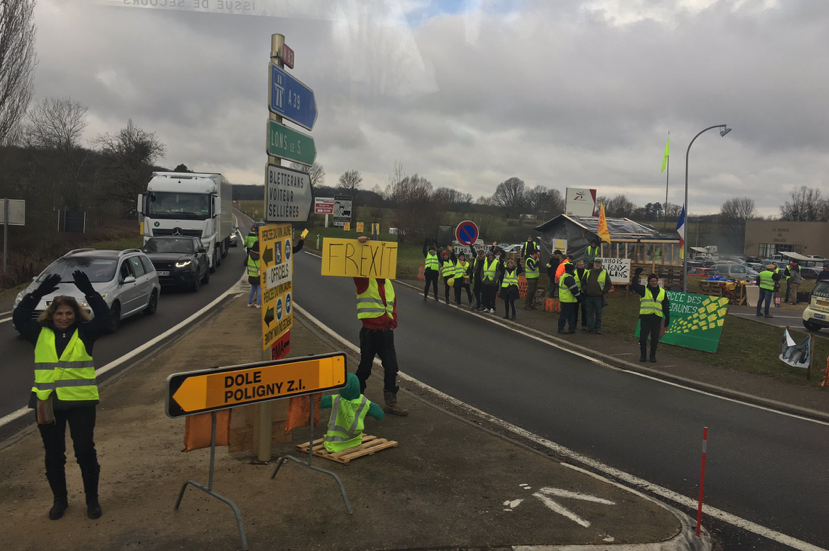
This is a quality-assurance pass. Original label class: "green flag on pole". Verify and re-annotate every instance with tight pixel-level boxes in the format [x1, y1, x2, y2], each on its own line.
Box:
[661, 133, 670, 173]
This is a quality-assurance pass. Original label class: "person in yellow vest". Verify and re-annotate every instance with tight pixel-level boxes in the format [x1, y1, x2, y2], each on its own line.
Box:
[522, 235, 538, 258]
[246, 240, 261, 308]
[585, 239, 600, 265]
[244, 226, 258, 251]
[354, 236, 407, 415]
[478, 249, 501, 313]
[12, 271, 110, 521]
[321, 373, 384, 453]
[453, 253, 473, 305]
[583, 258, 612, 334]
[557, 263, 582, 333]
[523, 251, 541, 310]
[755, 263, 780, 318]
[499, 258, 524, 320]
[572, 259, 589, 330]
[438, 248, 457, 305]
[632, 268, 671, 362]
[470, 248, 487, 311]
[422, 239, 440, 302]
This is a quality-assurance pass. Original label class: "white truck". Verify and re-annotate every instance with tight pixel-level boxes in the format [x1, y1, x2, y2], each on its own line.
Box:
[138, 172, 233, 272]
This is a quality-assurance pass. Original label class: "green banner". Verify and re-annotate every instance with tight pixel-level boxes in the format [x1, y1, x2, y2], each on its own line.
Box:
[635, 291, 729, 353]
[267, 120, 316, 166]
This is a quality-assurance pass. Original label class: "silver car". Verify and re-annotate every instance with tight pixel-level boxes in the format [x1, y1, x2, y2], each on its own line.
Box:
[14, 248, 161, 333]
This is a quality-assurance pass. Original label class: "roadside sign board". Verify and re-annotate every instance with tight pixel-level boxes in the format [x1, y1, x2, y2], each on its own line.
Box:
[266, 164, 313, 223]
[314, 197, 334, 214]
[269, 62, 317, 130]
[260, 223, 293, 350]
[455, 220, 479, 246]
[0, 199, 25, 226]
[635, 292, 729, 353]
[597, 258, 630, 285]
[165, 353, 347, 418]
[267, 120, 316, 166]
[356, 222, 364, 232]
[282, 43, 295, 69]
[333, 195, 352, 227]
[321, 238, 398, 279]
[343, 222, 351, 231]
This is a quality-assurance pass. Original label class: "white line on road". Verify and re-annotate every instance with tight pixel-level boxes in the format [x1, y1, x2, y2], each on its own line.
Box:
[533, 492, 592, 528]
[293, 298, 827, 551]
[0, 310, 11, 316]
[0, 317, 11, 325]
[731, 312, 803, 319]
[0, 273, 248, 429]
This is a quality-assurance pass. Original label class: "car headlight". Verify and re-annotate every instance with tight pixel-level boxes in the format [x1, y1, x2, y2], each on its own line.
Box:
[175, 260, 192, 268]
[14, 291, 25, 308]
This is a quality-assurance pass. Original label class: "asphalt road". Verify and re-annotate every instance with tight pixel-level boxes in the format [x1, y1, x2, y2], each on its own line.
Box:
[292, 250, 829, 549]
[0, 221, 248, 440]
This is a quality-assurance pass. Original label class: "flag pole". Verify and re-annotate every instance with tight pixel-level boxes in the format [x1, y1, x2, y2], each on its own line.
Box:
[664, 132, 670, 232]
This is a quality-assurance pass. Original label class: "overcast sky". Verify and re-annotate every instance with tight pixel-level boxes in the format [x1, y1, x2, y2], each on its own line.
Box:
[30, 0, 829, 216]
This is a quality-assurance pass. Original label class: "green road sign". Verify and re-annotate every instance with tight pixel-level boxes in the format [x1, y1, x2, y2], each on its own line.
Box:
[635, 291, 730, 353]
[267, 119, 316, 166]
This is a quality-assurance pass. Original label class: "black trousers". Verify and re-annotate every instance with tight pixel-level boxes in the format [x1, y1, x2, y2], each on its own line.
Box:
[37, 405, 100, 502]
[454, 282, 472, 304]
[558, 302, 577, 331]
[356, 328, 400, 394]
[482, 285, 497, 310]
[423, 270, 438, 298]
[573, 300, 587, 327]
[639, 316, 663, 349]
[443, 278, 453, 302]
[473, 281, 482, 306]
[503, 297, 516, 316]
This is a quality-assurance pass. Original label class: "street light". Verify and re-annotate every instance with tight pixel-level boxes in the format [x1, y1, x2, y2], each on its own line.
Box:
[683, 124, 731, 293]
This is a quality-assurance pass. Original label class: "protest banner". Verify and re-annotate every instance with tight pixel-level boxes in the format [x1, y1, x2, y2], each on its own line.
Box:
[636, 291, 729, 353]
[597, 257, 630, 284]
[321, 238, 398, 279]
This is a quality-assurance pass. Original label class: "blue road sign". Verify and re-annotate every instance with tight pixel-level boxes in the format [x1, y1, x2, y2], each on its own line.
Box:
[455, 220, 479, 246]
[269, 63, 317, 131]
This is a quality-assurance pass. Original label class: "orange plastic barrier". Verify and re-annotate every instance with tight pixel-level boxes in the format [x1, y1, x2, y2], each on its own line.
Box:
[518, 275, 528, 299]
[183, 410, 231, 452]
[285, 394, 322, 433]
[417, 265, 425, 280]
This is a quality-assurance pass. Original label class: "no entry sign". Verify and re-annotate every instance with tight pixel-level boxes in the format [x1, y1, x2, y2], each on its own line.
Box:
[455, 220, 479, 246]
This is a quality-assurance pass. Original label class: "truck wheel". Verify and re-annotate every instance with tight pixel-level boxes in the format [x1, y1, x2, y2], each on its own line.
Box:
[803, 320, 822, 332]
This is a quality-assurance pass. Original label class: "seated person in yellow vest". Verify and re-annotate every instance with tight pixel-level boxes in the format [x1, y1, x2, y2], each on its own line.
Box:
[422, 238, 440, 301]
[354, 235, 408, 416]
[523, 251, 541, 310]
[438, 248, 457, 305]
[631, 268, 671, 363]
[499, 258, 524, 320]
[247, 240, 262, 308]
[557, 263, 582, 334]
[12, 271, 110, 521]
[453, 253, 474, 306]
[322, 373, 385, 453]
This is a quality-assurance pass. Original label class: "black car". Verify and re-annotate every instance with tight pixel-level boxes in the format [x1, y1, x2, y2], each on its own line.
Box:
[142, 236, 210, 292]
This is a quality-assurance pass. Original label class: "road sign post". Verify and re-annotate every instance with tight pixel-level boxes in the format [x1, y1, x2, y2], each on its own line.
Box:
[269, 63, 317, 130]
[455, 220, 479, 246]
[266, 164, 313, 223]
[259, 223, 293, 350]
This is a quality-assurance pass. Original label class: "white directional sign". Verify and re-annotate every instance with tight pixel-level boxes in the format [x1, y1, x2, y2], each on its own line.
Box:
[266, 164, 313, 223]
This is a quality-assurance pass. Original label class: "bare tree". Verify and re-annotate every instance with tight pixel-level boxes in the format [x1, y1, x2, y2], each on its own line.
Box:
[337, 169, 363, 196]
[663, 202, 683, 220]
[720, 197, 758, 252]
[0, 0, 37, 144]
[525, 185, 564, 220]
[23, 97, 88, 152]
[290, 161, 325, 188]
[491, 177, 526, 217]
[96, 119, 166, 214]
[434, 187, 472, 212]
[779, 186, 829, 222]
[601, 194, 637, 218]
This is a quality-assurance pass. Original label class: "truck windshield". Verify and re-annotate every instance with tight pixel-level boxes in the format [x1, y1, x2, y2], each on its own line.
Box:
[147, 192, 211, 219]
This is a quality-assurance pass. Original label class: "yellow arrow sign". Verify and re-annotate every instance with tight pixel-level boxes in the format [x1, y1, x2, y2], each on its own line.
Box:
[166, 354, 347, 418]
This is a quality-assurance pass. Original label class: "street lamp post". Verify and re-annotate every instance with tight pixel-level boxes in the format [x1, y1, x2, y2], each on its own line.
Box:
[683, 124, 731, 293]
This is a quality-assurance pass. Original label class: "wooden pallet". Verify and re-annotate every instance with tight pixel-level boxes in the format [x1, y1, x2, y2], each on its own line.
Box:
[296, 435, 398, 465]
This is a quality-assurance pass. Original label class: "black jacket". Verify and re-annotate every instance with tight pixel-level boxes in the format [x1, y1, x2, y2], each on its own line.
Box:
[14, 292, 110, 409]
[630, 279, 671, 327]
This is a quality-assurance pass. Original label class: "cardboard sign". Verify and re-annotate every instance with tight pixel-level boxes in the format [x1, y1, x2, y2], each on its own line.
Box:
[635, 292, 729, 353]
[321, 238, 398, 279]
[356, 222, 364, 232]
[260, 224, 293, 350]
[597, 257, 630, 284]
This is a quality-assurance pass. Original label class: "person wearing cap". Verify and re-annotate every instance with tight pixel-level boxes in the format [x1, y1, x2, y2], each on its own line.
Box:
[523, 250, 541, 310]
[453, 253, 473, 305]
[755, 263, 780, 318]
[470, 247, 487, 310]
[632, 268, 670, 362]
[546, 250, 562, 299]
[573, 259, 589, 330]
[499, 258, 523, 320]
[557, 263, 582, 334]
[585, 238, 600, 265]
[422, 238, 440, 302]
[784, 259, 802, 305]
[817, 263, 829, 282]
[438, 247, 457, 305]
[584, 258, 612, 334]
[522, 235, 538, 258]
[479, 248, 501, 313]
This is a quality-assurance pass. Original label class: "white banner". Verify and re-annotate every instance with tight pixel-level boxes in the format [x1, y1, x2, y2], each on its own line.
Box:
[597, 257, 630, 284]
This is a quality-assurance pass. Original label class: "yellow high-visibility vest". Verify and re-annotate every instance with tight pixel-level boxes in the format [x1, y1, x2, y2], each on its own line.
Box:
[33, 329, 98, 402]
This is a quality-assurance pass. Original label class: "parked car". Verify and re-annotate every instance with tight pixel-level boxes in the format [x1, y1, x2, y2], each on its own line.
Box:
[500, 244, 523, 254]
[14, 248, 160, 333]
[803, 280, 829, 331]
[688, 267, 720, 277]
[142, 236, 210, 292]
[710, 263, 759, 281]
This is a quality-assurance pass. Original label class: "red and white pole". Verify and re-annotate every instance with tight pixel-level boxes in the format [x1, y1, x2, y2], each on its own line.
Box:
[696, 427, 708, 537]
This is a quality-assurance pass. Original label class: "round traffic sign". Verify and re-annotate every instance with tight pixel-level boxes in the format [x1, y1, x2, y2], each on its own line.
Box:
[276, 298, 283, 321]
[285, 238, 292, 261]
[455, 220, 479, 246]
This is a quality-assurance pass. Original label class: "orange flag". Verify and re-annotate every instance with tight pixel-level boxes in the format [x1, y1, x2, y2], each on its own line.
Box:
[597, 203, 611, 244]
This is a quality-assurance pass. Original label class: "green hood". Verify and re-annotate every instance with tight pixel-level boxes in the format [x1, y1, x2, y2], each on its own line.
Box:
[340, 373, 361, 401]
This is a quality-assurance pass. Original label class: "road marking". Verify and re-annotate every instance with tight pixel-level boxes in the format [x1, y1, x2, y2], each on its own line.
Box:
[0, 317, 11, 325]
[292, 299, 827, 551]
[0, 310, 11, 316]
[0, 272, 248, 429]
[531, 488, 615, 529]
[731, 313, 803, 319]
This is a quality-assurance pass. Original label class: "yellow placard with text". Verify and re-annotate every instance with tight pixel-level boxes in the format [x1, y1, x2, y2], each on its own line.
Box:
[259, 224, 293, 350]
[321, 238, 398, 279]
[343, 222, 351, 231]
[356, 222, 364, 232]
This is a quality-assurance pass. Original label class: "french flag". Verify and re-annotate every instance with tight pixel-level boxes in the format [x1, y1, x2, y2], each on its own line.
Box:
[676, 205, 686, 259]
